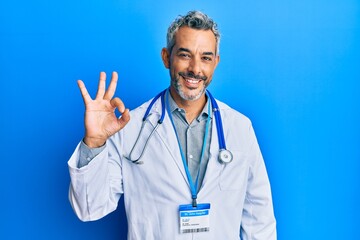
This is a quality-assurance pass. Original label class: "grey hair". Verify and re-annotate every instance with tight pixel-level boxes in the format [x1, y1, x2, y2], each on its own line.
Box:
[166, 10, 220, 55]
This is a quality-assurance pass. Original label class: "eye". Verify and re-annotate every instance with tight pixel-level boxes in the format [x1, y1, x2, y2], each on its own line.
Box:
[178, 53, 191, 59]
[202, 56, 212, 61]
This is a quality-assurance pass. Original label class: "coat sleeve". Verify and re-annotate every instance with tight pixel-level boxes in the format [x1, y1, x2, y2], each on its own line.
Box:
[240, 125, 277, 239]
[67, 134, 124, 221]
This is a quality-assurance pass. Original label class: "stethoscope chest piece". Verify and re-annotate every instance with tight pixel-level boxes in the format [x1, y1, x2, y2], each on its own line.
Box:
[218, 149, 233, 164]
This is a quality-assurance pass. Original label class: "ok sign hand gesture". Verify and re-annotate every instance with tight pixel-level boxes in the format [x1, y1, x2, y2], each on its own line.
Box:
[77, 71, 130, 148]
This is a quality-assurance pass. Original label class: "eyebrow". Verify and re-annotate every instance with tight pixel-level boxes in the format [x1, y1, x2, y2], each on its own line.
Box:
[177, 48, 215, 56]
[203, 51, 215, 56]
[177, 47, 191, 53]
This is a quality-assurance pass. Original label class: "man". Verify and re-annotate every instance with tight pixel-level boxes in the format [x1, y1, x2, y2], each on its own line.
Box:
[68, 10, 276, 239]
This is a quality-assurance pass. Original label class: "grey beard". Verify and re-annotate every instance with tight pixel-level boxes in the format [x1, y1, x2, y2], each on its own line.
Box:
[172, 77, 206, 101]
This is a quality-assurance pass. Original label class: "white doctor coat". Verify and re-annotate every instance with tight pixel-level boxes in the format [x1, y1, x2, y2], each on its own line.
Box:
[68, 96, 276, 240]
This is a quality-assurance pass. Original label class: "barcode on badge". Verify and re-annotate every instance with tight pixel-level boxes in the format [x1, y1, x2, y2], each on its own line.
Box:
[181, 227, 210, 233]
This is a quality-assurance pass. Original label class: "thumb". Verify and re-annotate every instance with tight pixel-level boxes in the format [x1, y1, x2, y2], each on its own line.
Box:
[117, 108, 130, 129]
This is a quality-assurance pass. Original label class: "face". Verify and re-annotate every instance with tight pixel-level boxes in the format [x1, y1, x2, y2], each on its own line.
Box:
[161, 26, 219, 103]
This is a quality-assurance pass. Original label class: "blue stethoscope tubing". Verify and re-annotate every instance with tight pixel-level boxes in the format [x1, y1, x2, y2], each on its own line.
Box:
[206, 90, 233, 164]
[125, 90, 166, 164]
[125, 88, 233, 165]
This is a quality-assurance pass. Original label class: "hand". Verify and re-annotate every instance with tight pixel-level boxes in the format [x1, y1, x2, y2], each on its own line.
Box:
[77, 71, 130, 148]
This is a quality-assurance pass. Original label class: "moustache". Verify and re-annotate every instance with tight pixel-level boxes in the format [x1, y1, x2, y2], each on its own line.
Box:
[179, 72, 207, 81]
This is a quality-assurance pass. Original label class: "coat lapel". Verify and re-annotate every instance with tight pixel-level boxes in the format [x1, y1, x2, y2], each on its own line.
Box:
[199, 111, 225, 192]
[146, 98, 190, 186]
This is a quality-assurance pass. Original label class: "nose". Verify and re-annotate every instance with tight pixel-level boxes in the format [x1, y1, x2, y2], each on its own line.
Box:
[188, 57, 201, 75]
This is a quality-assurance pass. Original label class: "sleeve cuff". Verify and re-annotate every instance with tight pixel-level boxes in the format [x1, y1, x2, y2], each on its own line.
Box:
[78, 140, 106, 168]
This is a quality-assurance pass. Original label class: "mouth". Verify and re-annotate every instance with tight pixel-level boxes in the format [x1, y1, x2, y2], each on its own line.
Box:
[178, 72, 207, 86]
[184, 77, 201, 84]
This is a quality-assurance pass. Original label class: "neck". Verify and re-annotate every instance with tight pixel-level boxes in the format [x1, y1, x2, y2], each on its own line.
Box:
[169, 88, 207, 123]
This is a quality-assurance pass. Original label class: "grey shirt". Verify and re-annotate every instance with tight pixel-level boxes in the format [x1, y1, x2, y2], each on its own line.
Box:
[167, 94, 212, 191]
[78, 93, 212, 191]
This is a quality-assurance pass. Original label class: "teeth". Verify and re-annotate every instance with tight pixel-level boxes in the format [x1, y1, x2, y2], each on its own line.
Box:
[185, 78, 200, 84]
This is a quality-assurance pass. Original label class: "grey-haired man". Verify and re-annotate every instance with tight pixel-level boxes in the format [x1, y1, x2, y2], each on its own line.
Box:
[68, 10, 276, 239]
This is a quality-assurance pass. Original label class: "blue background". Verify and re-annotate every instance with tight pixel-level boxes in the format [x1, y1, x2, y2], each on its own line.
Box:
[1, 0, 359, 239]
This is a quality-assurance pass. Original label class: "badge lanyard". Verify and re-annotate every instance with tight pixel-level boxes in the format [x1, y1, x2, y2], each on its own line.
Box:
[166, 90, 211, 207]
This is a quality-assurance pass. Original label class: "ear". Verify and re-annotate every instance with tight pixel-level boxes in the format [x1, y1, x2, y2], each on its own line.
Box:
[161, 48, 170, 69]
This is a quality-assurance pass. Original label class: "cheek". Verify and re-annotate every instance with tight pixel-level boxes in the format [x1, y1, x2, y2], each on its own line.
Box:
[171, 58, 189, 70]
[207, 63, 218, 74]
[204, 68, 215, 79]
[169, 65, 178, 76]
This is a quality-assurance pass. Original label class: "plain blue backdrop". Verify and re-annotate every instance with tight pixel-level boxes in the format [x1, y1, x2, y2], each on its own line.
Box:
[1, 0, 359, 239]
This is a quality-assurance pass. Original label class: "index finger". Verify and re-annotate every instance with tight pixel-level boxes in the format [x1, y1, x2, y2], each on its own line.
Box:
[77, 80, 92, 104]
[104, 71, 118, 100]
[95, 71, 107, 99]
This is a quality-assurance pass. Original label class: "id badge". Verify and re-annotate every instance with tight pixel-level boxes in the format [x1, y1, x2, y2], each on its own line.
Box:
[179, 203, 210, 234]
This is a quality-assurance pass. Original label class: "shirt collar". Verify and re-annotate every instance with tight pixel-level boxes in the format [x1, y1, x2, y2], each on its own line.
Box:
[167, 90, 212, 122]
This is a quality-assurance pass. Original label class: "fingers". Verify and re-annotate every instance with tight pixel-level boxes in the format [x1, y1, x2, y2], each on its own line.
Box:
[118, 108, 131, 128]
[110, 97, 126, 113]
[104, 72, 118, 100]
[95, 72, 106, 99]
[78, 71, 119, 104]
[77, 80, 92, 104]
[111, 97, 131, 129]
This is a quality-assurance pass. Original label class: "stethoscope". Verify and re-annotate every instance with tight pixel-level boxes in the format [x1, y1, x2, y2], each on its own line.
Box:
[124, 89, 233, 165]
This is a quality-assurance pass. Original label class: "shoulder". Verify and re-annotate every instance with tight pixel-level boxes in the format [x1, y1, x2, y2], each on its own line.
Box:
[216, 99, 252, 127]
[129, 96, 161, 117]
[214, 99, 259, 156]
[125, 94, 164, 126]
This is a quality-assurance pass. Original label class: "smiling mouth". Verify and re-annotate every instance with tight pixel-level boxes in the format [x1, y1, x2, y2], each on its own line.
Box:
[184, 77, 201, 84]
[179, 72, 207, 84]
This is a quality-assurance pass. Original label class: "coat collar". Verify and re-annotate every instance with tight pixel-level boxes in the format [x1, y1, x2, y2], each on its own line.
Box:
[144, 91, 224, 194]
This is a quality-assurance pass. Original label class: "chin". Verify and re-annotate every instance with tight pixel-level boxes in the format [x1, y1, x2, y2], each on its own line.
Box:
[172, 77, 207, 101]
[178, 88, 206, 101]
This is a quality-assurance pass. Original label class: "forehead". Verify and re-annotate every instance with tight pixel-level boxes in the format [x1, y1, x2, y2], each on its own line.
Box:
[174, 26, 217, 53]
